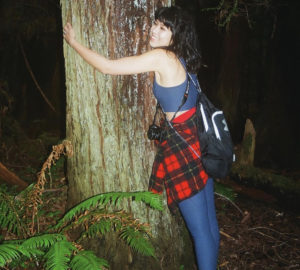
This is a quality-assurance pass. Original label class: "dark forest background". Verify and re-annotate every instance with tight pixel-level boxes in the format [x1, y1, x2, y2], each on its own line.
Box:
[0, 0, 299, 174]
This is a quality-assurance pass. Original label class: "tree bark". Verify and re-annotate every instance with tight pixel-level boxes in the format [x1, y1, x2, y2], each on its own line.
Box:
[60, 1, 191, 269]
[215, 19, 249, 138]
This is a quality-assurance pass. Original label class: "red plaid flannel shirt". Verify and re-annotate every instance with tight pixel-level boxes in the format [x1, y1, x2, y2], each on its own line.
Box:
[148, 113, 208, 211]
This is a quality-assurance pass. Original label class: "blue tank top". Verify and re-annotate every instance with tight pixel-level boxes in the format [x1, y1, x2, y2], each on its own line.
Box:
[152, 61, 199, 112]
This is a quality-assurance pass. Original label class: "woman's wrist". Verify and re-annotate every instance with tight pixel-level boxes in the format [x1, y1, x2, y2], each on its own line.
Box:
[68, 38, 76, 48]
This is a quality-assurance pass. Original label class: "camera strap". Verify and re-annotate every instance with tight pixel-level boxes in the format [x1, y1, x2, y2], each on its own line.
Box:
[165, 62, 202, 159]
[151, 103, 160, 125]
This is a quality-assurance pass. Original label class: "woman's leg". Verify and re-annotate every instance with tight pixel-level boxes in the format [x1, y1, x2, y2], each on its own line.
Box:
[203, 178, 220, 252]
[178, 178, 219, 270]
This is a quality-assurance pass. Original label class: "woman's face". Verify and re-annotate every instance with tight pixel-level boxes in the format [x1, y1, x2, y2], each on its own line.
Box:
[149, 20, 172, 48]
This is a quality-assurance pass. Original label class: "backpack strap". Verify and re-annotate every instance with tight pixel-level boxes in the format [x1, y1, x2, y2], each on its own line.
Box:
[164, 58, 204, 160]
[158, 71, 190, 122]
[178, 58, 202, 94]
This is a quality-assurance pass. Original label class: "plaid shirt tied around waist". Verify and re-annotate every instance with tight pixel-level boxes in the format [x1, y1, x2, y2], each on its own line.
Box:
[148, 113, 208, 211]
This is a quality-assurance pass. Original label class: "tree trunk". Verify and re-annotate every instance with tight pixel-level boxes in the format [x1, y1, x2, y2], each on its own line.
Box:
[60, 1, 191, 269]
[215, 19, 248, 139]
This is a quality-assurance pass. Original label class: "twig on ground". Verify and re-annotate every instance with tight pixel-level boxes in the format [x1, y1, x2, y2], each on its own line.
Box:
[215, 192, 244, 216]
[220, 230, 235, 240]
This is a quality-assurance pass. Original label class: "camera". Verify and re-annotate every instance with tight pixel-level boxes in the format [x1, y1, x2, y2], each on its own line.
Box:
[147, 124, 163, 141]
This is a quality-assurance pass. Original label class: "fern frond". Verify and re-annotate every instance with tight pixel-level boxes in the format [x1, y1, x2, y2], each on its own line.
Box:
[54, 191, 163, 231]
[0, 234, 67, 268]
[59, 209, 106, 233]
[0, 242, 44, 268]
[0, 190, 27, 237]
[133, 191, 164, 210]
[21, 233, 65, 249]
[0, 244, 21, 267]
[44, 239, 75, 270]
[70, 250, 109, 270]
[83, 218, 117, 239]
[120, 227, 155, 257]
[18, 247, 44, 258]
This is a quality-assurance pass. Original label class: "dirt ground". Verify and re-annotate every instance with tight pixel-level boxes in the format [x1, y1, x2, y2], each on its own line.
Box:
[216, 185, 300, 270]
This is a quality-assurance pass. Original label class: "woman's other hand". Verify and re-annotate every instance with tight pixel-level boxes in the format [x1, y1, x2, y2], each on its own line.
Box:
[63, 23, 76, 46]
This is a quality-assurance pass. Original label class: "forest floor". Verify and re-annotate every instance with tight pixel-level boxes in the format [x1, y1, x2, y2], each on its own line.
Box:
[216, 179, 300, 270]
[0, 129, 299, 270]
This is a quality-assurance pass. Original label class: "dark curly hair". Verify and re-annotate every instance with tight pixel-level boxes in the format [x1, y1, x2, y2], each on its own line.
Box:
[155, 6, 201, 73]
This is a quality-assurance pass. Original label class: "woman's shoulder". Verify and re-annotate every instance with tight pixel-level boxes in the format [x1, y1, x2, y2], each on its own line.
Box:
[145, 48, 177, 61]
[149, 50, 186, 86]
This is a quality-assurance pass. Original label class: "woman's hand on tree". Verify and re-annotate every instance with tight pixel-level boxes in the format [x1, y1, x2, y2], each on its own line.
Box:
[63, 23, 76, 46]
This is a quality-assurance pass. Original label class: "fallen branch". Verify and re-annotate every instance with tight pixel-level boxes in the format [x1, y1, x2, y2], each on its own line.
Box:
[0, 162, 28, 190]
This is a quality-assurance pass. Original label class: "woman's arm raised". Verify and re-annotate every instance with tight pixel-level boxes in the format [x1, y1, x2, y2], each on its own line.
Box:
[63, 23, 163, 75]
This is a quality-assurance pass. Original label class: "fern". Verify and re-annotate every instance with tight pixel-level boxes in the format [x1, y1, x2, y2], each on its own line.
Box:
[44, 239, 75, 270]
[0, 234, 68, 268]
[21, 233, 66, 249]
[120, 227, 155, 257]
[0, 140, 165, 269]
[0, 243, 43, 267]
[54, 191, 163, 231]
[0, 189, 27, 237]
[83, 217, 118, 239]
[0, 244, 22, 267]
[70, 250, 109, 270]
[133, 191, 164, 210]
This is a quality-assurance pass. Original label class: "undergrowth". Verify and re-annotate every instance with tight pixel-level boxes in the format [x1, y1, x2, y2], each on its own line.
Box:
[0, 140, 164, 270]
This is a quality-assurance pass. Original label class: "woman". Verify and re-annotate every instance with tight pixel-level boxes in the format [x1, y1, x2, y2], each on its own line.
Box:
[63, 6, 219, 270]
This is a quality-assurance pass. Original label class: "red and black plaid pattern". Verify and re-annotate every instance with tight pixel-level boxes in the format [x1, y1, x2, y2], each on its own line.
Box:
[148, 113, 208, 210]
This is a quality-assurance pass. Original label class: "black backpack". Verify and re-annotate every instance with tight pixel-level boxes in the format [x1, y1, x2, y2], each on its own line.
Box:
[189, 73, 235, 178]
[196, 88, 235, 178]
[167, 72, 235, 179]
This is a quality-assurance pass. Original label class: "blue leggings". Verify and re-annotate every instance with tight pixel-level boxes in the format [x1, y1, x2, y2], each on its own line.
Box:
[178, 178, 219, 270]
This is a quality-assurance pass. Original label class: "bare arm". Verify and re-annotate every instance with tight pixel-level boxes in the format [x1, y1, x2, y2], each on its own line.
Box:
[63, 23, 163, 75]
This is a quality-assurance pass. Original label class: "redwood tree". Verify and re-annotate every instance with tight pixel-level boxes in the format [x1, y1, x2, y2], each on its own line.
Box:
[60, 1, 193, 269]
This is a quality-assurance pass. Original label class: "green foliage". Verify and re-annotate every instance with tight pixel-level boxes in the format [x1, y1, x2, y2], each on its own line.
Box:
[0, 234, 67, 267]
[201, 0, 239, 27]
[54, 191, 163, 231]
[0, 183, 163, 269]
[44, 239, 75, 270]
[21, 234, 65, 249]
[120, 227, 155, 257]
[83, 214, 113, 238]
[0, 186, 27, 238]
[0, 244, 23, 267]
[1, 137, 238, 270]
[70, 251, 109, 270]
[0, 234, 108, 270]
[201, 0, 277, 29]
[0, 243, 44, 267]
[0, 137, 165, 269]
